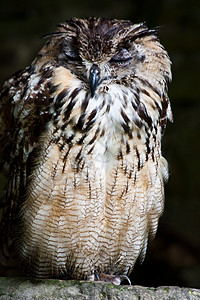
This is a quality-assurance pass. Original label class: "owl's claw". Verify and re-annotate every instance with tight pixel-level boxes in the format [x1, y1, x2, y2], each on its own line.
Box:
[94, 270, 100, 281]
[118, 275, 132, 285]
[92, 271, 131, 285]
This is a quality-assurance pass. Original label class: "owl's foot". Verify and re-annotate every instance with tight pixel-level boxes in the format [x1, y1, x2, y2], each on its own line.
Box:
[88, 271, 131, 285]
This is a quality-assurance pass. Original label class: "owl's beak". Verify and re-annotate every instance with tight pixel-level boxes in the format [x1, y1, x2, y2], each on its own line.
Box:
[89, 64, 100, 97]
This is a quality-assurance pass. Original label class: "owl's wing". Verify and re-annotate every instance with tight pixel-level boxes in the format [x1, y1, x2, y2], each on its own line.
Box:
[0, 64, 53, 262]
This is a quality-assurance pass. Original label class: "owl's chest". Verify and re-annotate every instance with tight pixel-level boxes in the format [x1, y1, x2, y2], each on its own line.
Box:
[53, 94, 120, 167]
[32, 99, 136, 223]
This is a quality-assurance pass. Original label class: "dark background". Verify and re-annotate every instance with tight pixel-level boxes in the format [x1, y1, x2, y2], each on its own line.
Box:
[0, 0, 200, 289]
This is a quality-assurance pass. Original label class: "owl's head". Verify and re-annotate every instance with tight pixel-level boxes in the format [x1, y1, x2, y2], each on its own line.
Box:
[38, 17, 171, 97]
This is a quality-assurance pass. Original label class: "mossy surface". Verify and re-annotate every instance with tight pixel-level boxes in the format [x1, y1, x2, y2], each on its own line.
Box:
[0, 278, 200, 300]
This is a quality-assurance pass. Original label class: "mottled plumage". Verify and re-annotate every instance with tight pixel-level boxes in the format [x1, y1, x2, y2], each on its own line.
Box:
[0, 17, 172, 283]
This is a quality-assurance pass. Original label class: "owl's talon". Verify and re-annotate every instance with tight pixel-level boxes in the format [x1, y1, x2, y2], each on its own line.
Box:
[119, 274, 132, 285]
[93, 271, 131, 285]
[94, 270, 100, 281]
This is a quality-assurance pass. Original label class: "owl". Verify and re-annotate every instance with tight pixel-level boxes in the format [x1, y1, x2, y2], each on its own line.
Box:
[0, 17, 172, 284]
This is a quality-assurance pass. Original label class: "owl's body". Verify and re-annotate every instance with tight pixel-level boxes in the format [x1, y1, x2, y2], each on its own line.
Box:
[0, 18, 172, 281]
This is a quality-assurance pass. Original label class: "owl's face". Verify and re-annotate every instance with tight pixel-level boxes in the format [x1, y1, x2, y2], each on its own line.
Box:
[38, 17, 171, 98]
